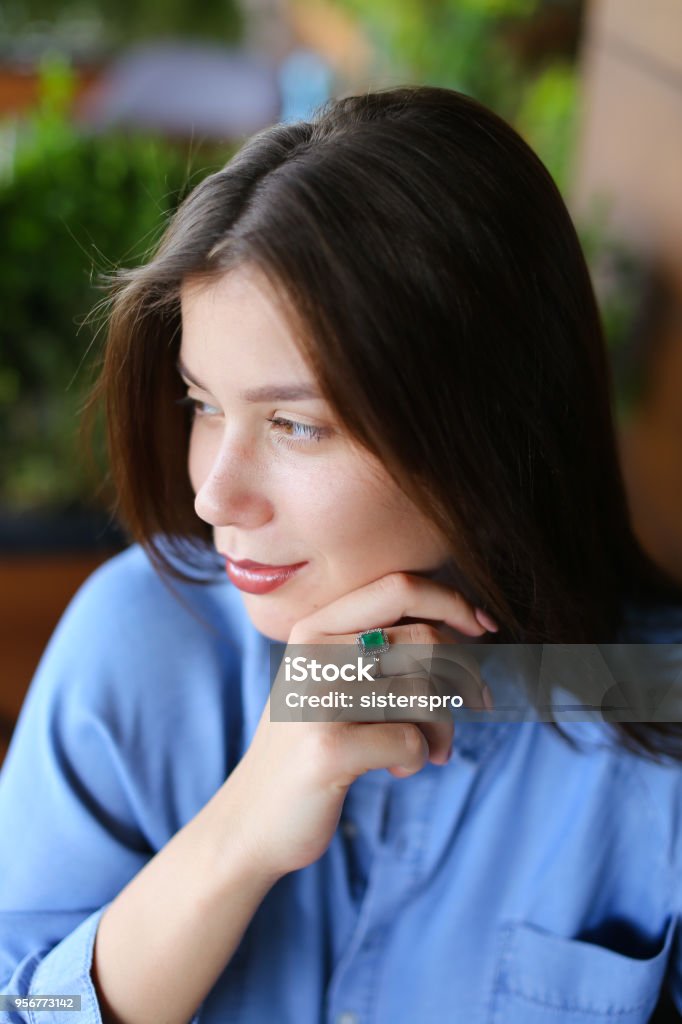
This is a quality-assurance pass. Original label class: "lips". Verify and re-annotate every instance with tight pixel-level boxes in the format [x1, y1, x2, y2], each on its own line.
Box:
[225, 556, 290, 569]
[222, 555, 308, 595]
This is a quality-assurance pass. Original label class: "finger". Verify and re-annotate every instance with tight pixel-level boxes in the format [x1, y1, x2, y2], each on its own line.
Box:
[292, 572, 490, 642]
[340, 720, 430, 778]
[289, 622, 487, 691]
[372, 633, 489, 711]
[280, 622, 444, 686]
[350, 675, 454, 764]
[412, 717, 454, 765]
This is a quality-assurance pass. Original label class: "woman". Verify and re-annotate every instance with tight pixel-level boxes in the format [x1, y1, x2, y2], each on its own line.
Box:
[1, 85, 682, 1024]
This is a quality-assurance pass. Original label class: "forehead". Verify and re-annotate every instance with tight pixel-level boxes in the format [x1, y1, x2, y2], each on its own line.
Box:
[181, 265, 286, 330]
[179, 266, 310, 373]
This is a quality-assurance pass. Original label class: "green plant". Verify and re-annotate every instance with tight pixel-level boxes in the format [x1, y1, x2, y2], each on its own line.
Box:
[515, 60, 578, 194]
[0, 57, 224, 512]
[334, 0, 580, 169]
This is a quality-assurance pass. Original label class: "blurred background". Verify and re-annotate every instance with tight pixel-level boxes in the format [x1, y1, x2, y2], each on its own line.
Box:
[1, 0, 682, 765]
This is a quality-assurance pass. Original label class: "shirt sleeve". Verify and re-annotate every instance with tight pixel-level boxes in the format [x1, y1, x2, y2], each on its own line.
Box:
[668, 808, 682, 1014]
[0, 551, 205, 1024]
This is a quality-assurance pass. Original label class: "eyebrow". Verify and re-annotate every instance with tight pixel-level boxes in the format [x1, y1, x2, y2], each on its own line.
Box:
[175, 356, 323, 403]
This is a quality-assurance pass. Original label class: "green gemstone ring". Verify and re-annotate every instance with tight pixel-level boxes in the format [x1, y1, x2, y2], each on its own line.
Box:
[355, 627, 390, 655]
[355, 627, 390, 679]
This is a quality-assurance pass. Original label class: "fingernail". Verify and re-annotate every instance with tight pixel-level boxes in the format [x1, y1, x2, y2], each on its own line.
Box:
[482, 684, 495, 711]
[475, 608, 499, 632]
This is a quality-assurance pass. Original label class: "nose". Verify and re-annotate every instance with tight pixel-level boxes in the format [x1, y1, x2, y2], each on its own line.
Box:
[192, 435, 274, 530]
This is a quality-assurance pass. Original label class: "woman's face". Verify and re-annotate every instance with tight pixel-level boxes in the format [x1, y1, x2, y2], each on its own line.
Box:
[180, 265, 452, 642]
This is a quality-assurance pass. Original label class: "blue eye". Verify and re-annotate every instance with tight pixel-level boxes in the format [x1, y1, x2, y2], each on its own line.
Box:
[175, 398, 329, 448]
[266, 417, 329, 447]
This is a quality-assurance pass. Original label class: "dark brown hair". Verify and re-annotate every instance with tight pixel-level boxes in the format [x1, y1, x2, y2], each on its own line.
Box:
[84, 84, 682, 760]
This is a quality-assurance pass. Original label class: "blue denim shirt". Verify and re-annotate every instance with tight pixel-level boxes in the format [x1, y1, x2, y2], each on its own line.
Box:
[1, 542, 682, 1023]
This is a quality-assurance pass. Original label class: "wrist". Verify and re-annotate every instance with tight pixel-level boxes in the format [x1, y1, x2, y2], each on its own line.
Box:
[204, 779, 285, 891]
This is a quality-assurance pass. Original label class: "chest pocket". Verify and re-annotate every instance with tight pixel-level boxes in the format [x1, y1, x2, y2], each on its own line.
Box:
[489, 916, 676, 1024]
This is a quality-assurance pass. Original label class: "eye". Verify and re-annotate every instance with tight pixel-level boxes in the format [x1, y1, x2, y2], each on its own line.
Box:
[175, 395, 220, 418]
[175, 396, 331, 447]
[267, 417, 330, 448]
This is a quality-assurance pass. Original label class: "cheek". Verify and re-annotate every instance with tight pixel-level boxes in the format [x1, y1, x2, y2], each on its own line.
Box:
[301, 461, 404, 549]
[316, 461, 448, 566]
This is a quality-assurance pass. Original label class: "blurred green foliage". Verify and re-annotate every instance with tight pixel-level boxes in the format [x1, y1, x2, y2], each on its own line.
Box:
[0, 0, 243, 47]
[515, 60, 578, 194]
[341, 0, 535, 115]
[337, 0, 579, 189]
[0, 57, 223, 512]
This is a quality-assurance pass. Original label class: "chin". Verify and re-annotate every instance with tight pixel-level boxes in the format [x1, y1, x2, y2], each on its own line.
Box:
[240, 599, 296, 644]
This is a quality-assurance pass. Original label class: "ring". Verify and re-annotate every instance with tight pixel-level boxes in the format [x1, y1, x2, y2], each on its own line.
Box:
[355, 627, 390, 679]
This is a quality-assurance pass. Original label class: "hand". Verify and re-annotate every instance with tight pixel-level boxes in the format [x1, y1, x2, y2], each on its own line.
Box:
[220, 571, 497, 879]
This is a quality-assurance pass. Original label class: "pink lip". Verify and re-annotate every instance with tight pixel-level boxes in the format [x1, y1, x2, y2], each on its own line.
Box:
[223, 556, 308, 595]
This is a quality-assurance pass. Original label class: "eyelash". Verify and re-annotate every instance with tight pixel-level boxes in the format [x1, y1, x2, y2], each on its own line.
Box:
[175, 396, 329, 447]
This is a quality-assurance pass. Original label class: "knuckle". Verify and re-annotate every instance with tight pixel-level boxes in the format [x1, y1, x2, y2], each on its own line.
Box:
[408, 623, 440, 645]
[400, 724, 425, 761]
[380, 571, 414, 599]
[287, 623, 306, 644]
[288, 620, 318, 645]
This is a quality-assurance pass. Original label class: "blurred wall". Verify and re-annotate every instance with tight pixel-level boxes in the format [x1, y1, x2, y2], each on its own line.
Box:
[574, 0, 682, 584]
[574, 0, 682, 281]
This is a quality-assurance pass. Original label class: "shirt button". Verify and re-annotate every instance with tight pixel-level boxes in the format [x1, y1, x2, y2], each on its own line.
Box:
[336, 1014, 359, 1024]
[341, 818, 358, 839]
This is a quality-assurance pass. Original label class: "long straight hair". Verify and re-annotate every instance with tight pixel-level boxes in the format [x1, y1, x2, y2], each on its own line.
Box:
[84, 85, 682, 761]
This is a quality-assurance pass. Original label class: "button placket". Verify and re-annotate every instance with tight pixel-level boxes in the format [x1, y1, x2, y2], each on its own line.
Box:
[326, 791, 398, 1024]
[326, 917, 386, 1024]
[382, 771, 436, 880]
